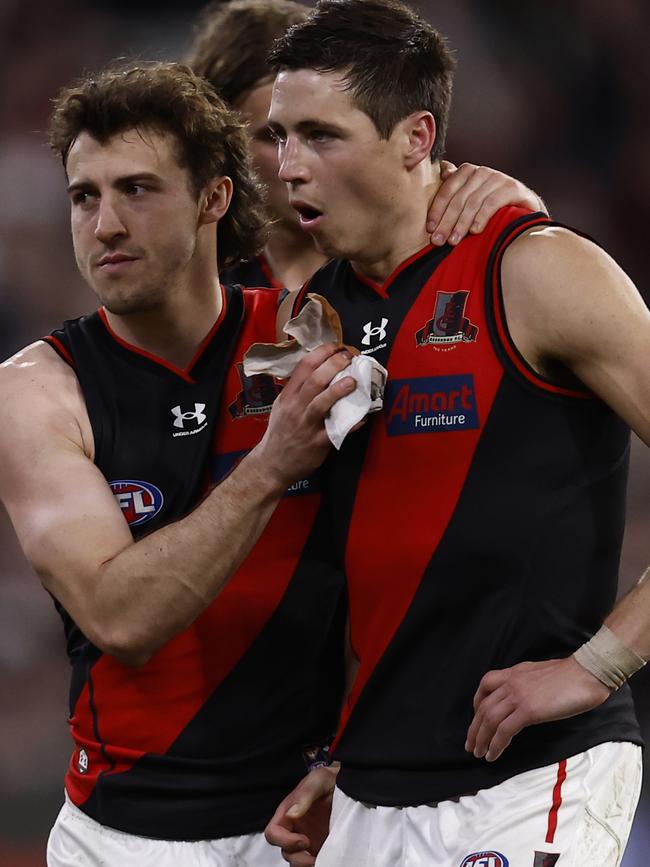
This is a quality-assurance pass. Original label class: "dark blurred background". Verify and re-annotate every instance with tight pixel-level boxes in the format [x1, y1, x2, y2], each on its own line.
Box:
[0, 0, 648, 864]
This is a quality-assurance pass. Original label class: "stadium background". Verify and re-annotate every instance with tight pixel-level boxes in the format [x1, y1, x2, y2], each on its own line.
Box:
[0, 0, 648, 863]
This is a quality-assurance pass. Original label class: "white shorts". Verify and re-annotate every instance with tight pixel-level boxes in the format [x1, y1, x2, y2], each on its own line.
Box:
[316, 742, 642, 867]
[47, 794, 286, 867]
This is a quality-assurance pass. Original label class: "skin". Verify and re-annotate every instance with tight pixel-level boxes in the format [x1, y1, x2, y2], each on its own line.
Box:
[264, 69, 650, 867]
[66, 128, 230, 365]
[465, 225, 650, 763]
[269, 69, 543, 283]
[269, 69, 441, 282]
[237, 76, 545, 290]
[0, 126, 356, 667]
[238, 78, 326, 290]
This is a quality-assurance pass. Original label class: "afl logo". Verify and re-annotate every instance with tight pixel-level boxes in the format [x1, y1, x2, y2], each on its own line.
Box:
[110, 480, 164, 527]
[460, 854, 509, 867]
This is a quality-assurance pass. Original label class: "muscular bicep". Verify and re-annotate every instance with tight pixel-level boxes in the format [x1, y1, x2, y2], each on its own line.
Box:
[0, 356, 133, 631]
[6, 438, 133, 591]
[502, 227, 650, 445]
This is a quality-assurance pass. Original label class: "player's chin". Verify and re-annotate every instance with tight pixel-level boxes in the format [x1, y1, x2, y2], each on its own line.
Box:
[308, 227, 346, 260]
[100, 288, 159, 316]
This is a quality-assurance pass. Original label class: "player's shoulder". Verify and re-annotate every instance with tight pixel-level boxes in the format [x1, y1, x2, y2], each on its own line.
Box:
[504, 223, 616, 293]
[1, 338, 78, 391]
[0, 340, 86, 441]
[478, 204, 547, 242]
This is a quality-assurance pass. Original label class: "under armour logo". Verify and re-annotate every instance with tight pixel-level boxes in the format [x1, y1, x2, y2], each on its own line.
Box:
[171, 403, 207, 429]
[361, 317, 388, 346]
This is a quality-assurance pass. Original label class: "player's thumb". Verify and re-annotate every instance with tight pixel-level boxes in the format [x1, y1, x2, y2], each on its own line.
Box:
[285, 773, 329, 818]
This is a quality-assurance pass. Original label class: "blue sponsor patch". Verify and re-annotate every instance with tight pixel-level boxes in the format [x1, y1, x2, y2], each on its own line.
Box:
[211, 450, 321, 496]
[110, 480, 164, 526]
[384, 374, 479, 435]
[459, 853, 509, 867]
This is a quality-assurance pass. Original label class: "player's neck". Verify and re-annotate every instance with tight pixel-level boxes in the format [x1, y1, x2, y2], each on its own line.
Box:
[351, 163, 441, 286]
[263, 221, 327, 291]
[103, 284, 223, 369]
[103, 240, 223, 369]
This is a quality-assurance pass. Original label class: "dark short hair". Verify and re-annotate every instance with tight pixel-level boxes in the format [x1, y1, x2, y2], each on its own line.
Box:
[268, 0, 456, 161]
[187, 0, 310, 108]
[48, 61, 267, 267]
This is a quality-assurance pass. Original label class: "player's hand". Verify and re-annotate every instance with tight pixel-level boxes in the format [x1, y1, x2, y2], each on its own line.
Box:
[465, 656, 612, 762]
[426, 161, 548, 246]
[253, 345, 355, 492]
[265, 765, 338, 866]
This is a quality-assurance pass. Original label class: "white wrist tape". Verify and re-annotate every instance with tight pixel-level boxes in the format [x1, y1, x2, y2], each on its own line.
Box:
[573, 625, 646, 690]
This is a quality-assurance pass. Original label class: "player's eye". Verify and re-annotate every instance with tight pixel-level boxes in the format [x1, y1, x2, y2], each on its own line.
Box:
[256, 127, 278, 144]
[309, 130, 334, 143]
[70, 190, 95, 206]
[125, 183, 146, 196]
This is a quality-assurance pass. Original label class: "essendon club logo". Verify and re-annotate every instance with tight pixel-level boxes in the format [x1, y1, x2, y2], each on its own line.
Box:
[228, 362, 282, 419]
[416, 290, 478, 348]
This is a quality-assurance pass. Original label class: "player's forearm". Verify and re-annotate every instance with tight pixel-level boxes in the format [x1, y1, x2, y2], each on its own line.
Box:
[603, 566, 650, 660]
[89, 447, 285, 665]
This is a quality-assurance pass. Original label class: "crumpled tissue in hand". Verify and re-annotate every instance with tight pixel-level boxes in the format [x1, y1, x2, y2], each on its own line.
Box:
[242, 293, 387, 449]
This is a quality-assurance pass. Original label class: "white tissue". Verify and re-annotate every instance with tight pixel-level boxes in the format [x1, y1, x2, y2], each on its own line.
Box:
[242, 294, 387, 449]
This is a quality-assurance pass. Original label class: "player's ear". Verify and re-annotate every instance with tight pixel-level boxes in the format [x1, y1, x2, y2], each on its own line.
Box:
[200, 176, 233, 225]
[402, 111, 436, 170]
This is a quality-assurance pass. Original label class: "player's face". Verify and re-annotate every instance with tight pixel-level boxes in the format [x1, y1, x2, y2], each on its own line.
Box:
[66, 128, 204, 315]
[237, 80, 298, 229]
[269, 69, 405, 263]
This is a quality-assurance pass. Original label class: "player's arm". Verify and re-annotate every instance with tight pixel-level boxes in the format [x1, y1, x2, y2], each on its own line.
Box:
[466, 227, 650, 761]
[426, 161, 547, 247]
[265, 765, 338, 867]
[0, 342, 354, 667]
[264, 617, 356, 865]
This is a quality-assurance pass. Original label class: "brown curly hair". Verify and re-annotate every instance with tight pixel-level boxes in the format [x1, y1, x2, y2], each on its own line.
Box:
[187, 0, 310, 108]
[48, 61, 267, 267]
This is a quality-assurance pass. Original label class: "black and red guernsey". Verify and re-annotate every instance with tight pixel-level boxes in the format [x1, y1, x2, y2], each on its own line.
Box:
[294, 207, 641, 806]
[221, 253, 283, 290]
[43, 283, 345, 840]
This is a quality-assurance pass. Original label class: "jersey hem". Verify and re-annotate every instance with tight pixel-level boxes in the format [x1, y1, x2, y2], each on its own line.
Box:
[335, 730, 644, 808]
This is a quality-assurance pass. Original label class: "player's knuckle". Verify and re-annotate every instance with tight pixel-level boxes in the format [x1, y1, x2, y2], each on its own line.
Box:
[484, 707, 502, 727]
[482, 670, 498, 688]
[481, 191, 501, 210]
[497, 716, 517, 736]
[463, 191, 482, 212]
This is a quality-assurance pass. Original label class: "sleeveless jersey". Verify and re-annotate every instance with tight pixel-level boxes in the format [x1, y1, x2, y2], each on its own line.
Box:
[294, 207, 641, 806]
[221, 254, 282, 290]
[43, 283, 345, 839]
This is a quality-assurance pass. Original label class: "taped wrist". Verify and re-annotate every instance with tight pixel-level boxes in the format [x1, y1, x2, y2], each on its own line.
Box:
[573, 625, 646, 690]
